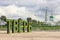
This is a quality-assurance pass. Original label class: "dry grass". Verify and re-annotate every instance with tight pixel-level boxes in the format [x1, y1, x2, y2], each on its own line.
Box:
[0, 31, 60, 40]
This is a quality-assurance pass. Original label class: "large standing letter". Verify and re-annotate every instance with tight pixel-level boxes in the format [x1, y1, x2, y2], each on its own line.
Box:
[12, 20, 18, 33]
[27, 20, 32, 32]
[7, 19, 12, 33]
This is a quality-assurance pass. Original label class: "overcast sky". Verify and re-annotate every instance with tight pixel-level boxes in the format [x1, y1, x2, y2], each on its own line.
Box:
[0, 0, 60, 22]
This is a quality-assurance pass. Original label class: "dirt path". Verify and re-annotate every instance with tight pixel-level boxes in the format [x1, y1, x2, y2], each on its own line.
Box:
[0, 31, 60, 40]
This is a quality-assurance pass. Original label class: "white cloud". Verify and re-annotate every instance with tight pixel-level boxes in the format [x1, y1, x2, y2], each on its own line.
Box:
[0, 0, 60, 22]
[0, 4, 42, 21]
[54, 15, 60, 22]
[0, 9, 6, 16]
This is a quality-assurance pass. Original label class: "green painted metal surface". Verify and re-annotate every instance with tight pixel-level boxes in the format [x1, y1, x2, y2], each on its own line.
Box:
[12, 20, 18, 33]
[6, 18, 32, 33]
[7, 19, 12, 33]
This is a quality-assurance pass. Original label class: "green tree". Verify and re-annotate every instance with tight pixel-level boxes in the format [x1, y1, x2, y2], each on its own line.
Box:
[38, 21, 40, 25]
[18, 18, 22, 20]
[31, 19, 38, 27]
[1, 15, 7, 22]
[27, 17, 32, 21]
[32, 19, 38, 24]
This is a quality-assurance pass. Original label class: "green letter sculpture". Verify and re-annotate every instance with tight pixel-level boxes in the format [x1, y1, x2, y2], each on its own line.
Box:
[12, 20, 18, 33]
[7, 19, 12, 33]
[27, 20, 32, 32]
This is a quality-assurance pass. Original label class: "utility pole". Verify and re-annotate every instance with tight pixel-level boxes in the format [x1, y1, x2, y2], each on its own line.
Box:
[45, 7, 48, 24]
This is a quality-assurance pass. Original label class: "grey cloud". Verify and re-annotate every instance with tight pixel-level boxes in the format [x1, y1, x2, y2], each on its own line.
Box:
[0, 0, 46, 10]
[0, 0, 16, 6]
[0, 0, 60, 21]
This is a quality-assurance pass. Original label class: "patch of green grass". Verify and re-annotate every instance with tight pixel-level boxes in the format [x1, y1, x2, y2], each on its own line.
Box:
[0, 25, 60, 31]
[32, 26, 60, 31]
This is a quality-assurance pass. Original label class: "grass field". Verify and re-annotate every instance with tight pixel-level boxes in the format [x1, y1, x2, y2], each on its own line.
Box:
[0, 26, 60, 31]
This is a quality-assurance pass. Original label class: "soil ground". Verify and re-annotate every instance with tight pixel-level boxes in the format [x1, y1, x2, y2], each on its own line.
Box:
[0, 31, 60, 40]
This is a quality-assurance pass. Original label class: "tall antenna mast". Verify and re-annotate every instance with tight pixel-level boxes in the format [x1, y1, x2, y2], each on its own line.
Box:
[45, 7, 48, 24]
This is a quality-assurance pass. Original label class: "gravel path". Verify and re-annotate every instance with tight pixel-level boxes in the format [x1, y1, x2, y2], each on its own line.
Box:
[0, 31, 60, 40]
